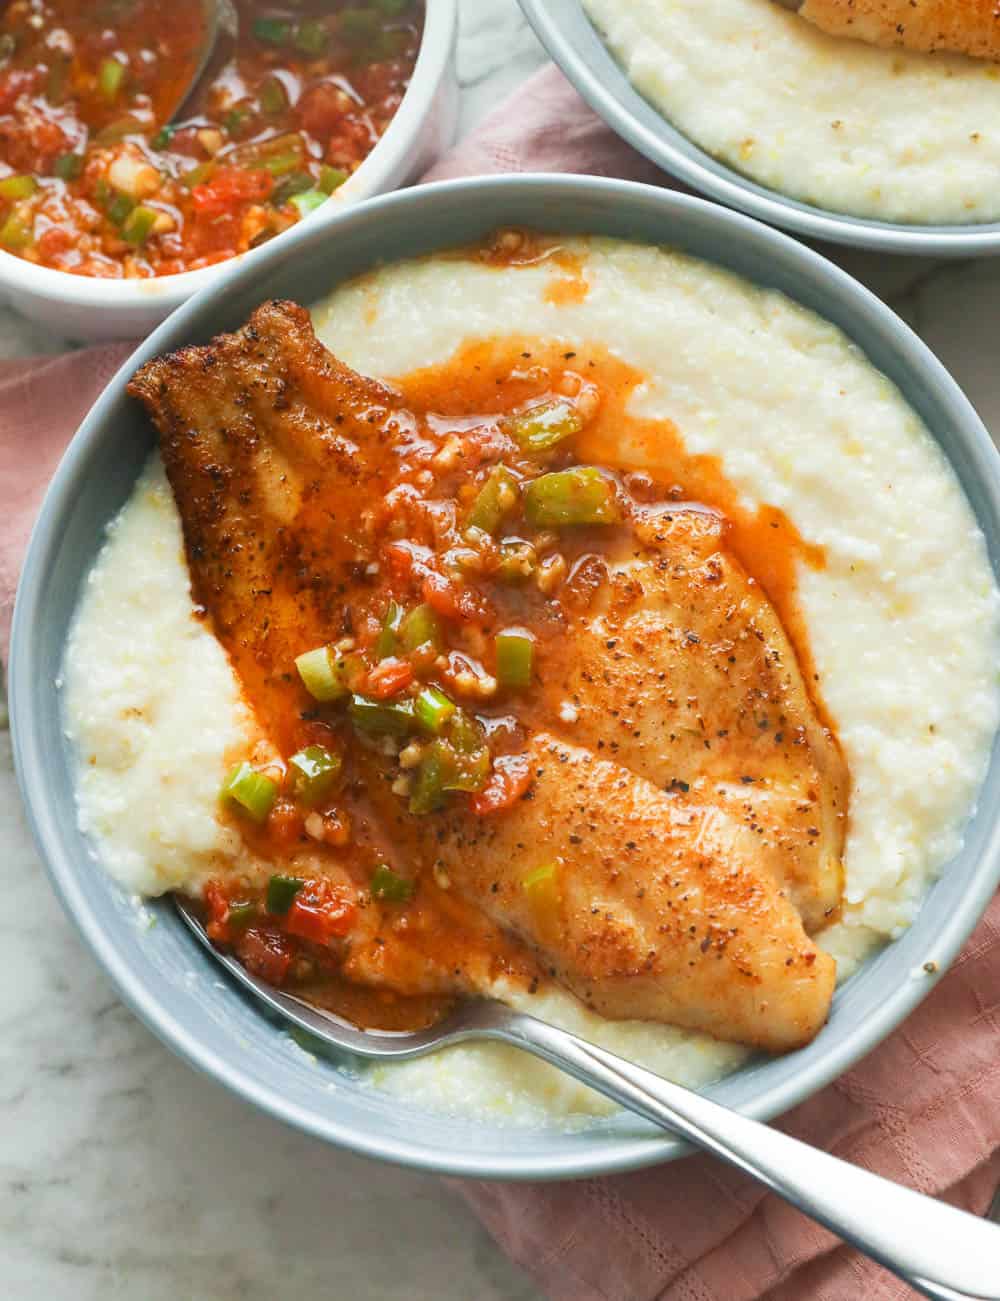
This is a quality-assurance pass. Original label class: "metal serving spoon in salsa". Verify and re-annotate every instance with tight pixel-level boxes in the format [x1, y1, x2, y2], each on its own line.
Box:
[168, 0, 239, 124]
[174, 895, 1000, 1300]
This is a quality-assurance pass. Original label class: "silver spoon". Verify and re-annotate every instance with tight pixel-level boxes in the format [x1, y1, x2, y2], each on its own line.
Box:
[175, 896, 1000, 1300]
[167, 0, 240, 123]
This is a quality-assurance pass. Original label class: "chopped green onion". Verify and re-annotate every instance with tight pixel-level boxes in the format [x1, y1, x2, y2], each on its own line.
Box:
[375, 599, 405, 660]
[228, 132, 305, 176]
[220, 761, 279, 823]
[106, 192, 134, 226]
[98, 56, 126, 100]
[270, 170, 314, 205]
[259, 73, 288, 115]
[121, 204, 157, 245]
[295, 18, 329, 55]
[0, 174, 36, 200]
[227, 901, 257, 930]
[181, 159, 216, 189]
[348, 694, 417, 738]
[295, 644, 348, 702]
[524, 467, 621, 528]
[409, 743, 448, 814]
[507, 399, 584, 453]
[253, 16, 292, 45]
[370, 863, 414, 902]
[399, 603, 442, 654]
[289, 745, 342, 806]
[151, 125, 174, 149]
[466, 464, 519, 535]
[52, 153, 84, 181]
[0, 214, 31, 249]
[495, 628, 535, 690]
[266, 873, 304, 914]
[414, 685, 456, 735]
[319, 164, 348, 194]
[289, 188, 326, 217]
[223, 105, 252, 138]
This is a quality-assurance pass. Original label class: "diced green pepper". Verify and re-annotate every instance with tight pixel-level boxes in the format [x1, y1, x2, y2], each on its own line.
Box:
[442, 712, 490, 792]
[370, 863, 414, 902]
[259, 74, 288, 115]
[0, 214, 31, 249]
[398, 603, 442, 654]
[53, 153, 84, 181]
[295, 18, 329, 55]
[253, 16, 292, 45]
[524, 467, 621, 528]
[223, 106, 252, 138]
[151, 125, 174, 150]
[270, 170, 314, 205]
[0, 174, 36, 200]
[495, 540, 537, 583]
[229, 132, 305, 176]
[495, 628, 534, 690]
[295, 645, 347, 702]
[507, 399, 584, 453]
[106, 192, 135, 226]
[98, 56, 126, 100]
[289, 188, 326, 218]
[121, 204, 157, 245]
[221, 761, 279, 823]
[266, 873, 304, 914]
[466, 464, 519, 535]
[319, 164, 348, 194]
[181, 159, 216, 189]
[289, 745, 342, 806]
[227, 901, 257, 930]
[375, 599, 405, 660]
[414, 685, 455, 735]
[348, 694, 417, 738]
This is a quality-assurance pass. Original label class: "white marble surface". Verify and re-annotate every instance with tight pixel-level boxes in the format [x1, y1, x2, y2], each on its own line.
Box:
[3, 1, 1000, 1296]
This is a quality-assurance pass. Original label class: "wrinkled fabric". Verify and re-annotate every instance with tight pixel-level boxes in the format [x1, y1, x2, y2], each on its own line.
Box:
[2, 61, 998, 1301]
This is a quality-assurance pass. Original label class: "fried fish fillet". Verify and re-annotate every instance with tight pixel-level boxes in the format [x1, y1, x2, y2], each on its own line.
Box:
[798, 0, 1000, 61]
[129, 301, 839, 1051]
[538, 507, 846, 934]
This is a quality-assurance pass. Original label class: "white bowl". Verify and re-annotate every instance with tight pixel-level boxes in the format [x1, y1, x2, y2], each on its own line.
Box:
[0, 0, 458, 342]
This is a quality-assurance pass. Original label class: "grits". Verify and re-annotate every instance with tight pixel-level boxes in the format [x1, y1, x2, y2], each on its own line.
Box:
[582, 0, 1000, 224]
[65, 237, 1000, 1123]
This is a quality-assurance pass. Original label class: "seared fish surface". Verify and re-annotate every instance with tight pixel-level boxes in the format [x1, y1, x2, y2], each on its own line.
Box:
[129, 300, 842, 1052]
[799, 0, 1000, 61]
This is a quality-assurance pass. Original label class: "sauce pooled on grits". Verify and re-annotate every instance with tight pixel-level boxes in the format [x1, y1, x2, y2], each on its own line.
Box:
[127, 244, 848, 1053]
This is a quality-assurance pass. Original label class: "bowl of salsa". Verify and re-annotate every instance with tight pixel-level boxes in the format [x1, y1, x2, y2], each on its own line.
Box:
[0, 0, 456, 338]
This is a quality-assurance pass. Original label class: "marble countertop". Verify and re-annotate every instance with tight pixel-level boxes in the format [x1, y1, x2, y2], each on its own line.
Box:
[3, 2, 1000, 1297]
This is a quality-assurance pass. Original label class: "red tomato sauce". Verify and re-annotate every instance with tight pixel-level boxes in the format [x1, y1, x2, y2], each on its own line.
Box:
[0, 0, 423, 277]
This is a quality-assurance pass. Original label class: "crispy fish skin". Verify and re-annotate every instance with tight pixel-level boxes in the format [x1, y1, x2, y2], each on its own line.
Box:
[799, 0, 1000, 61]
[128, 300, 403, 753]
[542, 507, 847, 934]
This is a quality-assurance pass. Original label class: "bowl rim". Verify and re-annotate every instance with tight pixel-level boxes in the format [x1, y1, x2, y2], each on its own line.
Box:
[11, 173, 1000, 1179]
[518, 0, 1000, 256]
[0, 0, 457, 311]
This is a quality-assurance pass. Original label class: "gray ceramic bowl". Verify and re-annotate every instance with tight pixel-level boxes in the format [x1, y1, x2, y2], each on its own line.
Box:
[519, 0, 1000, 257]
[10, 175, 1000, 1179]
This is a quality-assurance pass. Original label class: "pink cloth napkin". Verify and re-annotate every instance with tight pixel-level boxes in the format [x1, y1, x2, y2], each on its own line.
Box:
[3, 63, 1000, 1301]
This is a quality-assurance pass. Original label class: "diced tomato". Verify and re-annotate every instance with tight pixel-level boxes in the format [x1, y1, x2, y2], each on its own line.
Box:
[298, 82, 351, 137]
[0, 69, 41, 115]
[383, 541, 414, 583]
[421, 568, 488, 622]
[265, 797, 305, 851]
[37, 225, 74, 260]
[469, 753, 533, 816]
[191, 167, 273, 217]
[236, 926, 295, 986]
[284, 880, 357, 946]
[366, 657, 414, 699]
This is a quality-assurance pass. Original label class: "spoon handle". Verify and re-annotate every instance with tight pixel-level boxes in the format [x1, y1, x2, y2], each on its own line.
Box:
[498, 1012, 1000, 1300]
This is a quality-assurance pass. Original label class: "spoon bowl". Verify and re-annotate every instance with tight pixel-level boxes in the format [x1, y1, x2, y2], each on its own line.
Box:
[168, 0, 240, 124]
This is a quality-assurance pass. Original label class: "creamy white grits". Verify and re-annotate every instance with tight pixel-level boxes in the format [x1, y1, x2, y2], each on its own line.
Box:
[65, 237, 1000, 1123]
[582, 0, 1000, 224]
